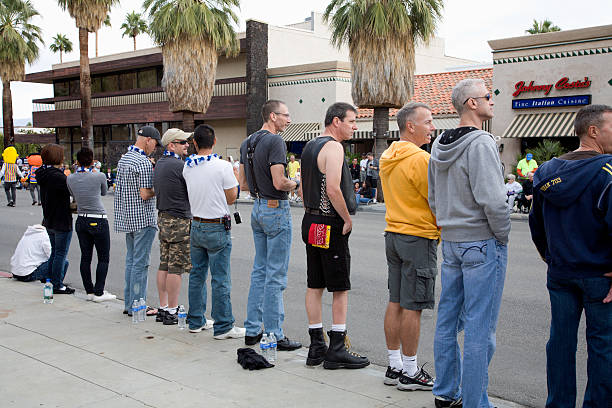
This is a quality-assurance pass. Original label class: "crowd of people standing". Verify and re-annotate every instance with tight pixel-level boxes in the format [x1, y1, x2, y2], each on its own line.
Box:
[6, 78, 612, 407]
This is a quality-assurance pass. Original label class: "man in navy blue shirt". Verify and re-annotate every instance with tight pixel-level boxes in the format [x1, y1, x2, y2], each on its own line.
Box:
[529, 104, 612, 408]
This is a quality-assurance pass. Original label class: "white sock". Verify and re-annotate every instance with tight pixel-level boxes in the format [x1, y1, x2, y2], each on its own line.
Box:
[331, 324, 346, 332]
[167, 307, 177, 314]
[387, 349, 402, 371]
[308, 322, 323, 329]
[402, 354, 418, 376]
[160, 305, 168, 311]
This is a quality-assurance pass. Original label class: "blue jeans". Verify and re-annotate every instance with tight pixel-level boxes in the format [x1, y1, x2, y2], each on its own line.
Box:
[244, 199, 292, 340]
[355, 194, 372, 206]
[123, 226, 156, 311]
[433, 238, 508, 408]
[14, 259, 68, 283]
[546, 275, 612, 408]
[187, 221, 235, 335]
[47, 229, 72, 289]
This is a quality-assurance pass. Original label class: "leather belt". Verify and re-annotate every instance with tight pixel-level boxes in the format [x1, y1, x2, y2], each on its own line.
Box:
[304, 208, 336, 217]
[78, 214, 107, 219]
[192, 216, 222, 224]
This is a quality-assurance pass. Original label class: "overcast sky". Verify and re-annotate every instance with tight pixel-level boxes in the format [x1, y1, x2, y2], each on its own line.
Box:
[5, 0, 612, 124]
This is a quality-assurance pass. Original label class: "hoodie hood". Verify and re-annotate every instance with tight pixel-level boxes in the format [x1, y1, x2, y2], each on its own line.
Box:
[430, 129, 495, 171]
[35, 166, 64, 186]
[380, 141, 426, 171]
[534, 155, 612, 208]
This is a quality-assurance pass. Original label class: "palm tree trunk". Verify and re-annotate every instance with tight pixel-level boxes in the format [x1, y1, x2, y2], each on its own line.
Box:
[95, 31, 99, 57]
[373, 107, 389, 203]
[133, 36, 137, 51]
[2, 79, 15, 147]
[79, 27, 94, 149]
[182, 111, 195, 132]
[60, 50, 63, 64]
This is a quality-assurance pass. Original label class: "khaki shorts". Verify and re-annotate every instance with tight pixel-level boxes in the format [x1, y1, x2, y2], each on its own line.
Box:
[158, 212, 191, 274]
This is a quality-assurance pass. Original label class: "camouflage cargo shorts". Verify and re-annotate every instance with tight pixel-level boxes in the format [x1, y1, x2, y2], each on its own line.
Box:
[158, 212, 191, 274]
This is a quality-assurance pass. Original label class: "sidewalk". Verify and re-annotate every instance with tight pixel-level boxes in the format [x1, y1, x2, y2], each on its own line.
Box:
[0, 277, 524, 408]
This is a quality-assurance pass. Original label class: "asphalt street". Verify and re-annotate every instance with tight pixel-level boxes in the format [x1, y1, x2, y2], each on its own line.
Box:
[0, 189, 589, 407]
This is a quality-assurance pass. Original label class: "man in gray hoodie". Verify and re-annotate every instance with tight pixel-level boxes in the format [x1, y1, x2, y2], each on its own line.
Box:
[428, 78, 510, 408]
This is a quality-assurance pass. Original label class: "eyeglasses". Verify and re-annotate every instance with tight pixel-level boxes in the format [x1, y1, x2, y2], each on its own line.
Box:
[463, 93, 492, 105]
[274, 112, 291, 118]
[173, 140, 189, 145]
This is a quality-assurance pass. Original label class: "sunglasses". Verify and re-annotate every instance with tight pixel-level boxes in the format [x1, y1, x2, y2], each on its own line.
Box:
[463, 93, 492, 105]
[173, 140, 189, 145]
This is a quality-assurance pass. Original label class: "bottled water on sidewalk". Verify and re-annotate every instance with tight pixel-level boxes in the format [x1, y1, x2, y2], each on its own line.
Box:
[260, 333, 269, 360]
[178, 305, 187, 330]
[132, 300, 139, 324]
[138, 298, 146, 322]
[43, 279, 53, 304]
[268, 333, 277, 362]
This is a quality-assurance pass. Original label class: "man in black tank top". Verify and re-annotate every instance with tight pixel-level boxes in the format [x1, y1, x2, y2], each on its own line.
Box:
[300, 102, 369, 370]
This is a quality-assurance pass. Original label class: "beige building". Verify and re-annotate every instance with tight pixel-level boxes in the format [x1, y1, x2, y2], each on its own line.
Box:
[489, 24, 612, 172]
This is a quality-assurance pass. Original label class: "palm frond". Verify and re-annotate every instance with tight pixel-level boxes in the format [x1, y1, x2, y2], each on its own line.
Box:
[57, 0, 118, 32]
[0, 0, 42, 81]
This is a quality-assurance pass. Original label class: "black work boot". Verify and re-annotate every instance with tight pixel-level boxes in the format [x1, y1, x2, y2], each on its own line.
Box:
[306, 328, 327, 366]
[323, 330, 370, 369]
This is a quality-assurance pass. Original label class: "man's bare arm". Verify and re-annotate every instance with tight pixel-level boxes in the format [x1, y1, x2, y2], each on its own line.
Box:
[140, 187, 154, 200]
[270, 164, 297, 192]
[322, 142, 352, 234]
[238, 164, 249, 191]
[224, 186, 238, 205]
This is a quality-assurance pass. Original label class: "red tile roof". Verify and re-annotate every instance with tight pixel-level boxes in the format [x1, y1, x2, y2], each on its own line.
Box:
[356, 68, 493, 118]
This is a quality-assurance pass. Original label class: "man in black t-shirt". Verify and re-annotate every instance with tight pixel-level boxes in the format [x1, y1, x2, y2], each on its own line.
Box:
[238, 100, 302, 351]
[153, 128, 193, 326]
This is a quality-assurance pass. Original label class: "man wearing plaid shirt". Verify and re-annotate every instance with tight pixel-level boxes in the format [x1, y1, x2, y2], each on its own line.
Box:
[114, 126, 161, 316]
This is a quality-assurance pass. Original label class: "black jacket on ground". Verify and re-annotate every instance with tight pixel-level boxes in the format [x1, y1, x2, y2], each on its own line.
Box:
[36, 166, 73, 231]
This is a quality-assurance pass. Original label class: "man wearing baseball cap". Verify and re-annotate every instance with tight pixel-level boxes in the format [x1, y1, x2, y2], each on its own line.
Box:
[114, 125, 161, 316]
[517, 152, 538, 181]
[153, 129, 202, 326]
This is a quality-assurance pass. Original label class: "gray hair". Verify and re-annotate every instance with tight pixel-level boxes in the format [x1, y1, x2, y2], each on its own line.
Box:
[574, 104, 612, 138]
[507, 174, 516, 180]
[452, 78, 486, 115]
[396, 102, 431, 133]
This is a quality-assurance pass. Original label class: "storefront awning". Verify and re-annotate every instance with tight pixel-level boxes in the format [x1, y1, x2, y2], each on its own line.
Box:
[502, 112, 577, 138]
[280, 122, 321, 142]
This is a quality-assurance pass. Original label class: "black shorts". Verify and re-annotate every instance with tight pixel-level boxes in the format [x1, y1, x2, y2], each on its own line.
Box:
[301, 212, 351, 292]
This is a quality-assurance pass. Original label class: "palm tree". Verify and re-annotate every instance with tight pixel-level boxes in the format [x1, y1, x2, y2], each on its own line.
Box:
[120, 11, 147, 51]
[94, 14, 110, 57]
[0, 0, 42, 148]
[49, 33, 73, 63]
[324, 0, 442, 201]
[526, 19, 561, 34]
[144, 0, 239, 132]
[57, 0, 118, 149]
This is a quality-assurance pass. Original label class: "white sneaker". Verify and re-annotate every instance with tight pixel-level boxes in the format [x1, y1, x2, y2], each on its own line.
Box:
[92, 291, 117, 302]
[86, 294, 94, 301]
[213, 326, 246, 340]
[189, 319, 215, 333]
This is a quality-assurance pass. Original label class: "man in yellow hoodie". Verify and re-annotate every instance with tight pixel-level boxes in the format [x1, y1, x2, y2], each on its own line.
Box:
[379, 102, 440, 392]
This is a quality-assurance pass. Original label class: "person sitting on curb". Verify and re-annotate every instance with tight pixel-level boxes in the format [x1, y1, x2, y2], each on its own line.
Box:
[11, 224, 68, 284]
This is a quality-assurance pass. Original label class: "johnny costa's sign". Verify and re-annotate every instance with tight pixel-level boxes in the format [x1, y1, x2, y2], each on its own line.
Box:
[512, 76, 592, 109]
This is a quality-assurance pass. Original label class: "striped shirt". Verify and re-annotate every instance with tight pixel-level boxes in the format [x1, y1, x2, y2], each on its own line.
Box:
[29, 166, 39, 183]
[113, 148, 156, 233]
[1, 163, 22, 182]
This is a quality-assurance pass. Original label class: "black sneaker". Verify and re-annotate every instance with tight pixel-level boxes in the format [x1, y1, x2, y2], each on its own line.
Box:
[277, 336, 302, 351]
[163, 312, 178, 325]
[397, 364, 434, 391]
[384, 366, 402, 386]
[244, 331, 263, 346]
[434, 396, 463, 408]
[55, 286, 75, 295]
[156, 309, 167, 322]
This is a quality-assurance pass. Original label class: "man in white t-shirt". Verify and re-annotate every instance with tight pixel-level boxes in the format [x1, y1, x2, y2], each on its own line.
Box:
[182, 124, 246, 339]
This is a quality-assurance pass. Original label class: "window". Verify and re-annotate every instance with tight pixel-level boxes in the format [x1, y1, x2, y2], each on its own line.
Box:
[69, 79, 80, 97]
[57, 128, 71, 143]
[111, 124, 130, 141]
[119, 71, 137, 91]
[137, 68, 157, 89]
[101, 74, 119, 92]
[91, 76, 102, 94]
[54, 81, 69, 97]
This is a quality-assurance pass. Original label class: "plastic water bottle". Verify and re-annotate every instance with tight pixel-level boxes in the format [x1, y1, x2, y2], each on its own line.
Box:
[132, 300, 139, 324]
[260, 333, 269, 360]
[43, 279, 53, 304]
[268, 333, 277, 362]
[138, 298, 146, 322]
[178, 305, 187, 330]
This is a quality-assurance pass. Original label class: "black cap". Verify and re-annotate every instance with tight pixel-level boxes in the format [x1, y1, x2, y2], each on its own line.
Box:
[137, 126, 161, 143]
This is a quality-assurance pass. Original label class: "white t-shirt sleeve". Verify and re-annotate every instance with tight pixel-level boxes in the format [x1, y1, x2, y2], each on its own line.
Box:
[222, 162, 239, 190]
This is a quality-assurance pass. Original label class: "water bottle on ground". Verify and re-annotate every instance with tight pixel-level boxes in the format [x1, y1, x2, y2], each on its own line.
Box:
[43, 279, 53, 304]
[132, 300, 139, 324]
[138, 298, 146, 322]
[178, 305, 187, 330]
[260, 333, 269, 360]
[268, 333, 277, 362]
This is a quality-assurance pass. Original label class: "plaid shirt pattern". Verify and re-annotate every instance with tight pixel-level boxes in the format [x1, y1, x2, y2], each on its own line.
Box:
[113, 149, 156, 233]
